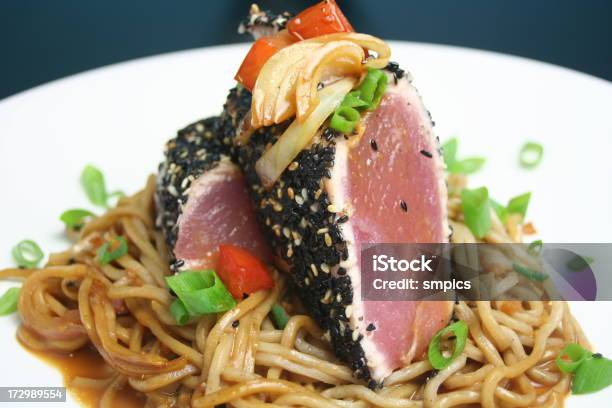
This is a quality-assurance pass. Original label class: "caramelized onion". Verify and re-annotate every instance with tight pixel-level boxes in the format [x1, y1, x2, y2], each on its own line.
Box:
[308, 33, 391, 69]
[250, 33, 390, 129]
[295, 41, 364, 121]
[255, 77, 356, 188]
[252, 42, 321, 127]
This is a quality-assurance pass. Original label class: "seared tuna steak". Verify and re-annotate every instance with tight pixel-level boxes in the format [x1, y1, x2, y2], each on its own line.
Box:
[221, 66, 452, 385]
[156, 117, 271, 270]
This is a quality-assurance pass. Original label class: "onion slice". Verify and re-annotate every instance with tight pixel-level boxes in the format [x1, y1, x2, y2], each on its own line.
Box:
[308, 32, 391, 68]
[295, 40, 364, 121]
[251, 42, 321, 128]
[250, 32, 391, 129]
[255, 77, 356, 188]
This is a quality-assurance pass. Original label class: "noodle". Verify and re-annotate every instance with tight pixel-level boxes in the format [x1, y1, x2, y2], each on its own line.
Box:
[0, 174, 588, 407]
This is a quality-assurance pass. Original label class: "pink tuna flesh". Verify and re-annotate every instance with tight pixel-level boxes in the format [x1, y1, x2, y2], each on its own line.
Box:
[174, 159, 272, 269]
[329, 77, 452, 382]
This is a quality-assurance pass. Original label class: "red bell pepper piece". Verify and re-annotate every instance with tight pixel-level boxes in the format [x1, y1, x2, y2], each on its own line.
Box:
[287, 0, 354, 41]
[234, 30, 295, 91]
[216, 244, 275, 299]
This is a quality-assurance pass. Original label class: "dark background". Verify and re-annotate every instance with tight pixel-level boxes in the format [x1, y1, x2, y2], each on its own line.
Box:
[1, 0, 611, 100]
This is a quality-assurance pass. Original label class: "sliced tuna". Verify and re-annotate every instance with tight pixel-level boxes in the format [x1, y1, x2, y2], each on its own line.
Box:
[221, 65, 452, 386]
[156, 117, 271, 270]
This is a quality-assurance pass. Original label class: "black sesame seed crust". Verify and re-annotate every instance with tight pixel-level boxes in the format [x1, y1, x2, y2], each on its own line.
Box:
[238, 7, 292, 36]
[219, 86, 375, 387]
[155, 116, 232, 267]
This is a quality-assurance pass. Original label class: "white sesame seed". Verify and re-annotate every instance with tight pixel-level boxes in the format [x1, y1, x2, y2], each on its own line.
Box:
[310, 264, 318, 276]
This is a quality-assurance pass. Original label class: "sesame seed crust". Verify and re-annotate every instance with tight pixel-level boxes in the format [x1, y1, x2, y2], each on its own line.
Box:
[155, 116, 232, 268]
[220, 86, 376, 387]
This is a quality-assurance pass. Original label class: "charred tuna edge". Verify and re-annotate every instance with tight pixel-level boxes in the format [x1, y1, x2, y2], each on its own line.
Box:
[220, 64, 451, 387]
[155, 116, 232, 269]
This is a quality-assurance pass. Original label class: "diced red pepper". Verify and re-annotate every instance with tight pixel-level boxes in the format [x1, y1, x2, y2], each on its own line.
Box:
[234, 30, 295, 91]
[287, 0, 354, 41]
[216, 244, 275, 299]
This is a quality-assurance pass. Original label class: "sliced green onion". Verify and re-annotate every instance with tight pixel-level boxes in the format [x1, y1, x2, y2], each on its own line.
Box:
[169, 299, 190, 325]
[461, 187, 491, 239]
[81, 165, 109, 208]
[0, 287, 21, 316]
[427, 320, 469, 370]
[60, 209, 95, 230]
[556, 343, 589, 373]
[519, 142, 544, 169]
[512, 263, 548, 282]
[357, 68, 388, 110]
[270, 303, 290, 329]
[572, 352, 612, 394]
[448, 157, 486, 175]
[441, 138, 458, 168]
[97, 236, 128, 265]
[489, 199, 508, 224]
[341, 91, 369, 109]
[165, 270, 236, 316]
[330, 106, 360, 134]
[507, 192, 531, 219]
[441, 138, 485, 175]
[12, 240, 44, 269]
[567, 255, 594, 271]
[528, 240, 543, 256]
[555, 343, 612, 394]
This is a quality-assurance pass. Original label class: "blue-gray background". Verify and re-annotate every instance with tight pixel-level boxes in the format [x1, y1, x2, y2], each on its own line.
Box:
[1, 0, 611, 100]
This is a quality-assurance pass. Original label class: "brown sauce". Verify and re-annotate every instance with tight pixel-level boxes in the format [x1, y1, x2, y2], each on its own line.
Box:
[23, 343, 145, 408]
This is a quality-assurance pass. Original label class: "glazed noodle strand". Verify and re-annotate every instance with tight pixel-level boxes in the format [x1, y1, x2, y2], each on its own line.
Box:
[0, 174, 588, 407]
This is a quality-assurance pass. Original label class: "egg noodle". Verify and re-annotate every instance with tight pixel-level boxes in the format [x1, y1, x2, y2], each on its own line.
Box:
[0, 174, 589, 408]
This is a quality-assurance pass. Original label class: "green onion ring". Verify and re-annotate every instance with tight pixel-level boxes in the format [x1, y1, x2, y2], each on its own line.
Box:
[330, 106, 360, 134]
[427, 320, 469, 370]
[519, 142, 544, 169]
[11, 240, 44, 269]
[556, 343, 589, 373]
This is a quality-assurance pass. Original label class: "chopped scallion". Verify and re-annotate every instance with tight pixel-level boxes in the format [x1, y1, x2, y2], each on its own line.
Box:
[461, 187, 491, 238]
[489, 199, 508, 224]
[567, 255, 594, 271]
[60, 209, 95, 230]
[0, 287, 20, 316]
[330, 106, 360, 134]
[427, 320, 469, 370]
[441, 138, 458, 167]
[519, 142, 544, 169]
[555, 343, 612, 395]
[341, 91, 369, 109]
[81, 165, 109, 208]
[572, 352, 612, 394]
[169, 299, 190, 325]
[441, 138, 485, 174]
[11, 240, 44, 269]
[166, 270, 236, 317]
[97, 236, 128, 265]
[270, 304, 290, 329]
[512, 263, 548, 282]
[507, 192, 531, 219]
[448, 157, 486, 175]
[528, 240, 543, 256]
[358, 68, 388, 110]
[556, 343, 589, 373]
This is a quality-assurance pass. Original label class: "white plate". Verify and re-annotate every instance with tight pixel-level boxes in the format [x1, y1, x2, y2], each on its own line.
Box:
[1, 42, 611, 407]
